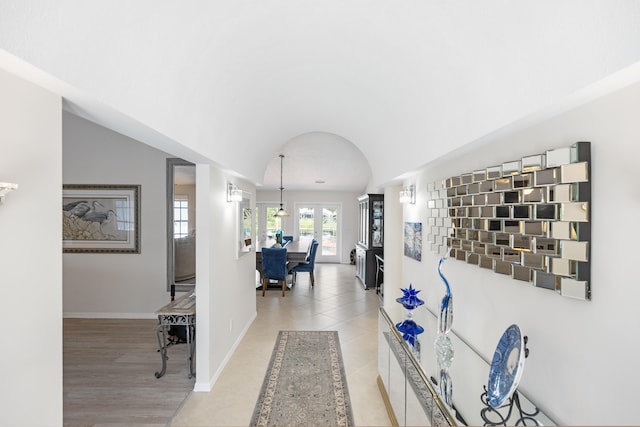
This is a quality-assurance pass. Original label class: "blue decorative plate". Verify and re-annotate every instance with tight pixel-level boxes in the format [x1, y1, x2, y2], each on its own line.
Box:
[486, 324, 526, 408]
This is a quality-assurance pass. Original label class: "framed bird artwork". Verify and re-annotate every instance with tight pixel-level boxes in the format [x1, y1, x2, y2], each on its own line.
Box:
[62, 184, 140, 253]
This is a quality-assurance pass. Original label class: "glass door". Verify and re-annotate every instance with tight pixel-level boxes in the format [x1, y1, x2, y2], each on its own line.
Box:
[296, 204, 340, 263]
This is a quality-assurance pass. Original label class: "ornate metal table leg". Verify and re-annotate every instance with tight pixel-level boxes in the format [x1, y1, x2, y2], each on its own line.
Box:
[186, 321, 196, 378]
[154, 319, 168, 378]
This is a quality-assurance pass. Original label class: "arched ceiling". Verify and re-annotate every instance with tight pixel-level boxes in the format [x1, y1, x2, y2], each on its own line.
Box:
[2, 2, 640, 189]
[261, 132, 371, 192]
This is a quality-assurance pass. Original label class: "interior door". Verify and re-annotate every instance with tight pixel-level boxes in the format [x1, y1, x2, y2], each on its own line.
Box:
[296, 204, 340, 263]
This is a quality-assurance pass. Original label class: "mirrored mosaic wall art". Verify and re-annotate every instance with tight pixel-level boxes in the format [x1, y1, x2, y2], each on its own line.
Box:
[425, 142, 591, 300]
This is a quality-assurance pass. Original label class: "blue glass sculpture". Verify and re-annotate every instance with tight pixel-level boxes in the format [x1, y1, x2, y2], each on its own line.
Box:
[395, 283, 425, 310]
[437, 256, 453, 334]
[434, 254, 454, 405]
[395, 284, 425, 353]
[396, 319, 424, 347]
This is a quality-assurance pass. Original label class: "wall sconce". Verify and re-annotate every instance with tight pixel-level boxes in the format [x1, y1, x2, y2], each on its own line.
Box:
[399, 184, 416, 204]
[0, 182, 18, 205]
[227, 182, 242, 202]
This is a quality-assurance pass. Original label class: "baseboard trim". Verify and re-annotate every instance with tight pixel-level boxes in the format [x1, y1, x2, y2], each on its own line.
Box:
[377, 374, 398, 427]
[63, 312, 156, 319]
[193, 310, 258, 392]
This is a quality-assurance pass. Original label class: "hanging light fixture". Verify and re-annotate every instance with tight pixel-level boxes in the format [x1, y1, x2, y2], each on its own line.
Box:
[274, 154, 289, 217]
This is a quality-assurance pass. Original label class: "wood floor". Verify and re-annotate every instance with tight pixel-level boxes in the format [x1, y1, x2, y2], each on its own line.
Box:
[63, 318, 195, 427]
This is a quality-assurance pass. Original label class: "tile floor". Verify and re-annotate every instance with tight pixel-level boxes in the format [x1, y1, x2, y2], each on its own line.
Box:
[170, 263, 391, 426]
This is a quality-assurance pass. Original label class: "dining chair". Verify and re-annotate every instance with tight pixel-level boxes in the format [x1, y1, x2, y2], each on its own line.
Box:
[291, 240, 319, 287]
[261, 247, 288, 297]
[282, 235, 293, 246]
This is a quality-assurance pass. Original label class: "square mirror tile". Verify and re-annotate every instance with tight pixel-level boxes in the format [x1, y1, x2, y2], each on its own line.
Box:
[473, 241, 486, 254]
[504, 191, 520, 204]
[503, 248, 520, 263]
[561, 162, 589, 183]
[467, 182, 480, 194]
[487, 165, 502, 179]
[504, 220, 521, 233]
[534, 168, 558, 186]
[513, 265, 532, 282]
[533, 237, 558, 255]
[513, 174, 531, 188]
[560, 240, 589, 262]
[494, 178, 512, 191]
[560, 278, 589, 300]
[546, 146, 572, 167]
[467, 253, 479, 265]
[523, 188, 545, 203]
[473, 170, 486, 182]
[487, 192, 502, 205]
[479, 255, 493, 269]
[494, 260, 512, 275]
[513, 205, 531, 219]
[486, 245, 501, 258]
[473, 218, 486, 230]
[535, 204, 557, 220]
[524, 221, 547, 236]
[533, 270, 558, 291]
[512, 234, 531, 251]
[550, 258, 576, 277]
[481, 206, 494, 218]
[522, 252, 546, 269]
[495, 233, 510, 246]
[502, 161, 522, 175]
[560, 202, 589, 222]
[480, 180, 494, 192]
[522, 154, 545, 171]
[479, 231, 493, 243]
[550, 221, 577, 240]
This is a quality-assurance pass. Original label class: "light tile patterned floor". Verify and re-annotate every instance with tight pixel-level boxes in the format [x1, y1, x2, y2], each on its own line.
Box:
[170, 263, 391, 426]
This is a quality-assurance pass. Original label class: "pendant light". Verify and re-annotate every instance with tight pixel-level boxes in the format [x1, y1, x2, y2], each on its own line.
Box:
[274, 154, 289, 217]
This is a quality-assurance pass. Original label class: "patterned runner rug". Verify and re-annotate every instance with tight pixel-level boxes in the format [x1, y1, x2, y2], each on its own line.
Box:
[250, 331, 354, 426]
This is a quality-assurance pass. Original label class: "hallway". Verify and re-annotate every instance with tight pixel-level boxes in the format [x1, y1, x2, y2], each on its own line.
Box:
[171, 263, 391, 426]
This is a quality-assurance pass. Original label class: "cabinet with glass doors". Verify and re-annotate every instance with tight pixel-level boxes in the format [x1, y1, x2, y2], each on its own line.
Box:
[356, 194, 383, 289]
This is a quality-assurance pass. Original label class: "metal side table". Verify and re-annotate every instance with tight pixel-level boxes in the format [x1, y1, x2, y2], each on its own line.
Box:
[155, 291, 196, 379]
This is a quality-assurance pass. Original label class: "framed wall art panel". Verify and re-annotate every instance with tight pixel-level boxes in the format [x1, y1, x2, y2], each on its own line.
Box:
[62, 184, 141, 253]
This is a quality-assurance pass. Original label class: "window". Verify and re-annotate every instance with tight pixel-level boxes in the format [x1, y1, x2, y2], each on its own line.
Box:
[257, 203, 284, 240]
[174, 195, 189, 238]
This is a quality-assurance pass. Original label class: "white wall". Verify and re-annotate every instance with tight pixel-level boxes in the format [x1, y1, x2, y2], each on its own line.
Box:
[63, 112, 259, 394]
[63, 112, 174, 317]
[395, 79, 640, 425]
[0, 69, 63, 425]
[194, 166, 257, 391]
[256, 189, 362, 263]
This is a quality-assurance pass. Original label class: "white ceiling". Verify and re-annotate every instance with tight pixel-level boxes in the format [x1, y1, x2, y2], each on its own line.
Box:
[2, 2, 640, 191]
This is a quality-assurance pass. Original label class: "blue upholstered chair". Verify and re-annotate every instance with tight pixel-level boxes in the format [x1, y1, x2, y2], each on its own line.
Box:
[282, 235, 293, 246]
[261, 247, 288, 297]
[291, 240, 319, 287]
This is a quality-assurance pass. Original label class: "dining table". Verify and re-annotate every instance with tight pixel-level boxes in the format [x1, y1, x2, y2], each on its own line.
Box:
[255, 237, 312, 280]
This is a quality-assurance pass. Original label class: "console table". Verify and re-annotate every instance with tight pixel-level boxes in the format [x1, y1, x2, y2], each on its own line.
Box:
[378, 307, 555, 426]
[154, 291, 196, 379]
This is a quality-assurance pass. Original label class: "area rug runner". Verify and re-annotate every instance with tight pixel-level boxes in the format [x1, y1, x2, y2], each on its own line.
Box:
[250, 330, 354, 426]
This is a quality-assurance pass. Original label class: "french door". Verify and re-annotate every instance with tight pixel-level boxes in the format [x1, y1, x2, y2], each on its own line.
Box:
[295, 204, 341, 263]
